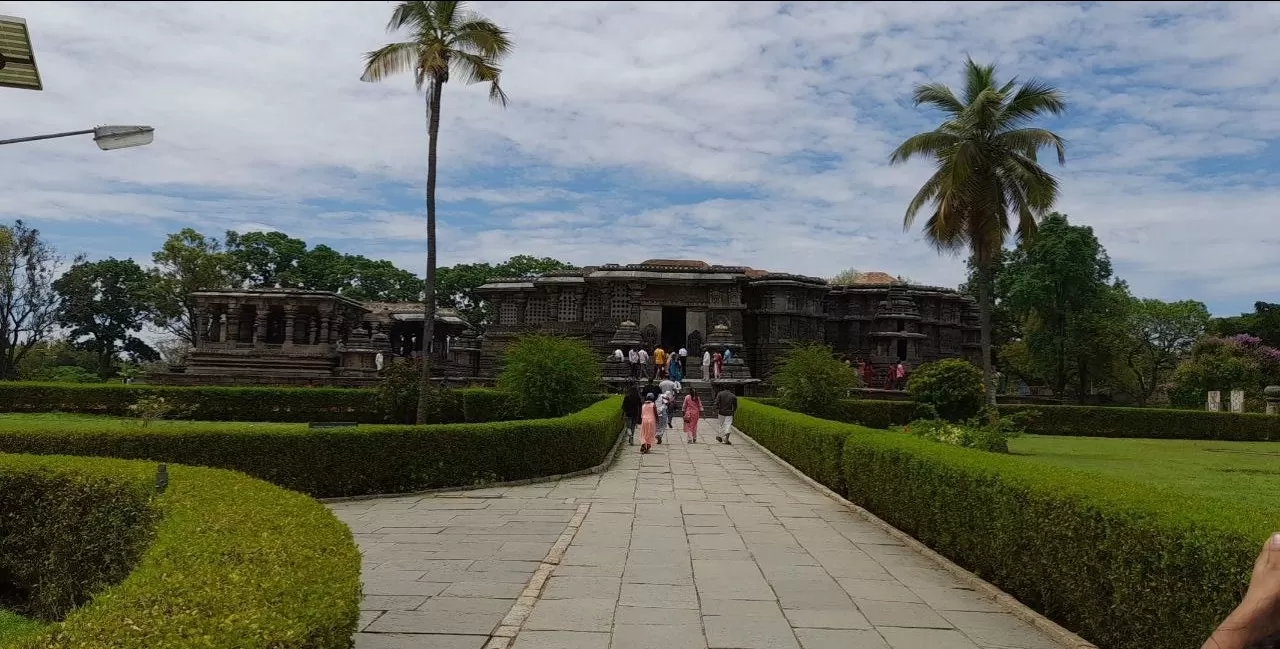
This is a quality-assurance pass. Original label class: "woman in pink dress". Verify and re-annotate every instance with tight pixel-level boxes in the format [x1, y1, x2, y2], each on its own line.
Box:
[682, 387, 702, 443]
[639, 396, 658, 453]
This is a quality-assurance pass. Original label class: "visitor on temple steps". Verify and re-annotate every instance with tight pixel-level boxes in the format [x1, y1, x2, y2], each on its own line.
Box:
[861, 360, 875, 390]
[678, 346, 688, 374]
[701, 349, 711, 380]
[894, 361, 906, 390]
[682, 386, 702, 443]
[712, 350, 723, 379]
[628, 348, 641, 379]
[622, 387, 641, 446]
[654, 346, 667, 380]
[714, 385, 738, 444]
[668, 350, 683, 385]
[637, 348, 650, 381]
[639, 394, 658, 454]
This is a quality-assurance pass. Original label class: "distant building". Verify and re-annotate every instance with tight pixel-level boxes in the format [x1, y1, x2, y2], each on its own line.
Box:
[152, 261, 979, 390]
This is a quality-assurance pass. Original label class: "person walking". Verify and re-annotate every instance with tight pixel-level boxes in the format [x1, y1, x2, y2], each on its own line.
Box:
[628, 348, 640, 379]
[639, 395, 658, 454]
[638, 348, 650, 381]
[682, 387, 702, 443]
[861, 360, 875, 390]
[654, 346, 667, 380]
[622, 387, 641, 446]
[714, 385, 738, 444]
[655, 390, 670, 443]
[678, 346, 688, 375]
[712, 351, 724, 379]
[701, 349, 711, 380]
[894, 361, 906, 390]
[668, 351, 683, 384]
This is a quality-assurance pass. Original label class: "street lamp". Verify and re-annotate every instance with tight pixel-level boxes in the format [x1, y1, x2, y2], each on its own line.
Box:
[0, 125, 156, 149]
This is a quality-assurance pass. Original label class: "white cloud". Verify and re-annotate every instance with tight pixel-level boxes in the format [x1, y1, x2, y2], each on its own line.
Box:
[1, 1, 1278, 314]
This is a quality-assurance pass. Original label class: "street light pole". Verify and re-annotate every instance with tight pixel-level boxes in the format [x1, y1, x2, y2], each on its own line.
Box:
[0, 125, 155, 149]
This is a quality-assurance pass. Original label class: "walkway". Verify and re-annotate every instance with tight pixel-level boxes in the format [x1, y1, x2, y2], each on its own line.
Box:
[329, 418, 1065, 649]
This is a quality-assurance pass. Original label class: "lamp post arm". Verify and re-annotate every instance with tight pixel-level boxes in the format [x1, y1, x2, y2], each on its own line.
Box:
[0, 128, 95, 146]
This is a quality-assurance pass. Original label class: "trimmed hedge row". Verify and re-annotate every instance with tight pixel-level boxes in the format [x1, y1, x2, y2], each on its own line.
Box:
[0, 397, 624, 498]
[734, 400, 1277, 649]
[0, 382, 517, 424]
[0, 453, 360, 648]
[998, 403, 1280, 441]
[755, 397, 928, 429]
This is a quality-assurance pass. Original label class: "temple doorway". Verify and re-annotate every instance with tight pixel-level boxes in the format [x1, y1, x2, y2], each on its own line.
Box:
[661, 306, 686, 351]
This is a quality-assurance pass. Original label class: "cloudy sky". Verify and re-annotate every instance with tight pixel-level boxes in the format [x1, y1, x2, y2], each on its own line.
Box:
[2, 1, 1277, 315]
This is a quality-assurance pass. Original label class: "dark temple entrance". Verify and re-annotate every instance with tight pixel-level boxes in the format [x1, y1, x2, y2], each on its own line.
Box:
[661, 306, 687, 351]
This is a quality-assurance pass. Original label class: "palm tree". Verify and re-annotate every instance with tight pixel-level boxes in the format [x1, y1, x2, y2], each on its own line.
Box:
[361, 0, 512, 423]
[890, 58, 1066, 405]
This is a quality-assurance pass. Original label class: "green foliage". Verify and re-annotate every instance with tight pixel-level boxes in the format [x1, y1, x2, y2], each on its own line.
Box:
[906, 408, 1028, 453]
[53, 258, 158, 378]
[0, 221, 61, 381]
[0, 610, 45, 644]
[998, 403, 1280, 441]
[23, 365, 102, 384]
[436, 255, 575, 328]
[1211, 301, 1280, 348]
[0, 398, 621, 498]
[376, 360, 519, 424]
[736, 399, 849, 493]
[999, 214, 1126, 399]
[0, 382, 518, 424]
[757, 397, 932, 429]
[224, 230, 309, 288]
[906, 359, 986, 421]
[733, 401, 1276, 649]
[149, 228, 238, 344]
[772, 344, 859, 418]
[1168, 335, 1280, 409]
[498, 334, 602, 418]
[0, 453, 360, 649]
[127, 395, 194, 427]
[1111, 297, 1211, 405]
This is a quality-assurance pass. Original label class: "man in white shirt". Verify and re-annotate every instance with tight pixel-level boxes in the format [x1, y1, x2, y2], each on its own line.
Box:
[637, 348, 650, 380]
[627, 348, 640, 379]
[701, 350, 711, 379]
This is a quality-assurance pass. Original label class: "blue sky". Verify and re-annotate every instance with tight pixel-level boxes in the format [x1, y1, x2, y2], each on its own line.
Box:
[1, 1, 1278, 317]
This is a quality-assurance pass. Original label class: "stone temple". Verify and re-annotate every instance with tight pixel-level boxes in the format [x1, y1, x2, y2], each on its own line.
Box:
[156, 260, 979, 392]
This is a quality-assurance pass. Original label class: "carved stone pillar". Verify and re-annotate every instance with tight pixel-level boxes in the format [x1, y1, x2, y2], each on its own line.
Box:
[516, 296, 529, 325]
[253, 309, 266, 347]
[226, 303, 240, 344]
[283, 306, 297, 348]
[217, 307, 229, 343]
[307, 316, 317, 345]
[320, 315, 332, 345]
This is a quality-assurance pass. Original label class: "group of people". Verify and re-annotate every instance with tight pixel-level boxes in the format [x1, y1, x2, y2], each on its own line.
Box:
[849, 358, 908, 390]
[615, 346, 731, 382]
[621, 382, 738, 454]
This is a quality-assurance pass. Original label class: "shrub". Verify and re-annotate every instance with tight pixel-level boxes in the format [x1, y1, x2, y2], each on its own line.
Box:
[732, 401, 1275, 649]
[736, 400, 849, 493]
[906, 408, 1028, 453]
[906, 359, 986, 421]
[1168, 335, 1280, 409]
[498, 334, 602, 418]
[0, 398, 623, 498]
[0, 453, 360, 648]
[772, 344, 859, 419]
[997, 403, 1280, 441]
[127, 394, 194, 427]
[0, 382, 518, 424]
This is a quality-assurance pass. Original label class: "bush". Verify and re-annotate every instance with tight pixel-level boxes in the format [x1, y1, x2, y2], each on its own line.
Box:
[906, 359, 986, 422]
[772, 344, 859, 419]
[906, 408, 1028, 453]
[733, 401, 1275, 649]
[0, 398, 623, 498]
[1167, 335, 1280, 409]
[0, 453, 360, 648]
[376, 361, 519, 424]
[997, 403, 1280, 441]
[498, 334, 602, 418]
[0, 382, 518, 424]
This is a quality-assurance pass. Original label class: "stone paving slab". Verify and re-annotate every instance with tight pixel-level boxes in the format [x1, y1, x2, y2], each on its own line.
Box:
[332, 417, 1069, 649]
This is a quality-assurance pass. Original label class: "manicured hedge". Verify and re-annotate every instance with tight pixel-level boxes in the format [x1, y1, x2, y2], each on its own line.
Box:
[734, 401, 1277, 649]
[736, 399, 850, 494]
[998, 403, 1280, 441]
[0, 382, 517, 424]
[0, 453, 360, 648]
[0, 397, 624, 498]
[756, 397, 929, 429]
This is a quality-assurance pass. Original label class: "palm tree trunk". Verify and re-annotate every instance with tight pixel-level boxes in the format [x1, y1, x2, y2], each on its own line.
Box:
[416, 75, 444, 425]
[977, 261, 996, 407]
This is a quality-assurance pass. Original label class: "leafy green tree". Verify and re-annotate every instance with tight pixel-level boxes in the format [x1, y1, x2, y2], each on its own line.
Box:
[772, 344, 859, 418]
[1168, 335, 1280, 409]
[437, 255, 573, 327]
[16, 339, 100, 381]
[342, 256, 423, 302]
[1000, 214, 1119, 401]
[500, 255, 572, 277]
[224, 230, 309, 288]
[906, 358, 986, 422]
[828, 268, 863, 286]
[150, 229, 238, 345]
[53, 258, 159, 378]
[1210, 302, 1280, 348]
[498, 334, 601, 419]
[0, 221, 63, 380]
[1113, 297, 1211, 406]
[362, 0, 512, 424]
[890, 58, 1066, 404]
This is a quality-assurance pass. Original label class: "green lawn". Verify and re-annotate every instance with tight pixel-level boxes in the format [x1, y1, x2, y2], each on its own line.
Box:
[0, 609, 46, 644]
[1010, 435, 1280, 512]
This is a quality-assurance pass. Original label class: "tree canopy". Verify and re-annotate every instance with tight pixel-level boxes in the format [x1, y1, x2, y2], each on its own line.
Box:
[53, 258, 159, 377]
[0, 221, 63, 379]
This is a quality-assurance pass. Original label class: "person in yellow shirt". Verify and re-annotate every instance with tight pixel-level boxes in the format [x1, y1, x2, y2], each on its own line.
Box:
[653, 347, 667, 380]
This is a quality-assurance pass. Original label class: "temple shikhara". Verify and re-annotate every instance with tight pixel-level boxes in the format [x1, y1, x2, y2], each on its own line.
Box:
[156, 260, 979, 392]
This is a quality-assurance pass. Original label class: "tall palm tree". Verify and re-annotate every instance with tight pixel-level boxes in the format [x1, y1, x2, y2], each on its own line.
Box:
[361, 0, 511, 423]
[890, 58, 1066, 405]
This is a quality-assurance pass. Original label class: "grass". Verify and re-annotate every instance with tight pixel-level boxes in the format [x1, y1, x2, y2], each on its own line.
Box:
[1010, 434, 1280, 512]
[0, 610, 46, 644]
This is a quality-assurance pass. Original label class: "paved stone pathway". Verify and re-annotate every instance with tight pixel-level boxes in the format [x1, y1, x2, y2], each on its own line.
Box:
[329, 418, 1065, 649]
